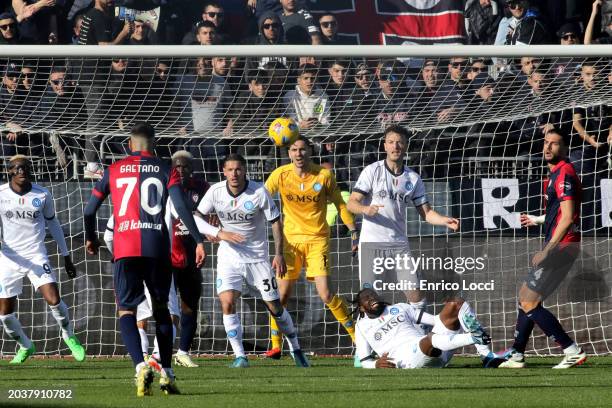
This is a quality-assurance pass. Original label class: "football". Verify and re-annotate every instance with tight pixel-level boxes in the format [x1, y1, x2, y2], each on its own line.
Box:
[268, 117, 300, 147]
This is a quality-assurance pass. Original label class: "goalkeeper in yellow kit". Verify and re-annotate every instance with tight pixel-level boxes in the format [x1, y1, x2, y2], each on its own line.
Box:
[265, 136, 359, 359]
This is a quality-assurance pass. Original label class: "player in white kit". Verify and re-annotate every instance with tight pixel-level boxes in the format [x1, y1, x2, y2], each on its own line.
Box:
[0, 155, 85, 363]
[354, 288, 493, 369]
[195, 154, 309, 368]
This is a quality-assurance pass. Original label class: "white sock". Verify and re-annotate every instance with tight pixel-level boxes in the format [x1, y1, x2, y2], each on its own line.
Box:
[0, 313, 32, 348]
[456, 301, 491, 356]
[152, 324, 176, 356]
[272, 309, 300, 352]
[138, 328, 149, 354]
[563, 342, 580, 355]
[49, 301, 73, 342]
[431, 333, 475, 351]
[222, 314, 245, 358]
[135, 361, 146, 374]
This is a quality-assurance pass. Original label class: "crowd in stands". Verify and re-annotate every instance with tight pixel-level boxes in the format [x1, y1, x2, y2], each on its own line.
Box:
[0, 0, 610, 183]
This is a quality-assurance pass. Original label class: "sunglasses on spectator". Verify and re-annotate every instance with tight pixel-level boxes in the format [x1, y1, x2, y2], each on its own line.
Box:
[206, 12, 224, 18]
[471, 67, 485, 73]
[561, 34, 577, 40]
[451, 62, 466, 68]
[50, 79, 65, 86]
[263, 23, 280, 30]
[0, 23, 15, 30]
[112, 58, 126, 63]
[320, 21, 337, 28]
[508, 3, 521, 10]
[21, 73, 33, 79]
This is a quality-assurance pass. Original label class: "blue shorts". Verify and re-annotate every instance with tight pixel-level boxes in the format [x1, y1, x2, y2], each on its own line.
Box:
[113, 257, 171, 310]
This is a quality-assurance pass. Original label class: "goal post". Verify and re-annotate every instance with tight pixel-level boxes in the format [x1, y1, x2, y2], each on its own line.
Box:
[0, 45, 610, 357]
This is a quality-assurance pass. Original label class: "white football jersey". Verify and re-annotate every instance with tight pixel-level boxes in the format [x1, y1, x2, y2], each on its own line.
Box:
[0, 183, 55, 259]
[355, 303, 426, 363]
[353, 160, 428, 243]
[197, 180, 280, 263]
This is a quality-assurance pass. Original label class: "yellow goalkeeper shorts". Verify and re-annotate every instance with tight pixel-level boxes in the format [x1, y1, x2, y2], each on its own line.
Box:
[283, 239, 330, 281]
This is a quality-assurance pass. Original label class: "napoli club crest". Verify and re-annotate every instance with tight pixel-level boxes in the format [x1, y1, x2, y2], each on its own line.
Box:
[32, 198, 42, 208]
[244, 200, 255, 211]
[313, 182, 322, 192]
[390, 307, 399, 315]
[404, 181, 413, 192]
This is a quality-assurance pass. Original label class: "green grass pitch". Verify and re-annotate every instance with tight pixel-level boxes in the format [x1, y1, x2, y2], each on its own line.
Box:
[1, 356, 611, 408]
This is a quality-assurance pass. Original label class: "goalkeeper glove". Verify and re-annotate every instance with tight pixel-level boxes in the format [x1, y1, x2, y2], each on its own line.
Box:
[64, 256, 77, 279]
[350, 229, 360, 257]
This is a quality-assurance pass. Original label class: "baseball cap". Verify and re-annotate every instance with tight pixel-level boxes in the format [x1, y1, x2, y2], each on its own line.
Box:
[0, 11, 15, 20]
[557, 22, 581, 38]
[4, 61, 21, 77]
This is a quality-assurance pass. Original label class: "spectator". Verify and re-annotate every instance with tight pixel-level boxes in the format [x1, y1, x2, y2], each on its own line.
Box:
[177, 56, 233, 176]
[375, 61, 412, 127]
[245, 11, 288, 68]
[553, 22, 582, 77]
[38, 65, 87, 127]
[318, 12, 353, 45]
[11, 0, 62, 44]
[78, 0, 132, 45]
[585, 0, 612, 44]
[182, 1, 231, 45]
[1, 62, 27, 151]
[0, 12, 19, 44]
[126, 19, 152, 45]
[225, 68, 282, 157]
[410, 59, 459, 123]
[506, 0, 549, 45]
[195, 21, 217, 45]
[570, 60, 611, 180]
[283, 63, 330, 130]
[138, 60, 183, 133]
[324, 58, 354, 125]
[71, 12, 84, 44]
[466, 58, 488, 81]
[443, 57, 469, 92]
[279, 0, 321, 45]
[465, 0, 503, 45]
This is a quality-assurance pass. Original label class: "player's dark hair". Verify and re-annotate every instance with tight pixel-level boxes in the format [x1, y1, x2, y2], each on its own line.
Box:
[289, 135, 312, 148]
[546, 127, 570, 147]
[222, 153, 246, 167]
[131, 122, 155, 139]
[351, 288, 390, 319]
[384, 124, 410, 141]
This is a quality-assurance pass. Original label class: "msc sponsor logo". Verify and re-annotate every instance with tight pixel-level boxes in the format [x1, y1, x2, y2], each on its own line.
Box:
[377, 189, 411, 203]
[284, 194, 321, 203]
[373, 314, 406, 341]
[219, 211, 254, 221]
[6, 210, 40, 219]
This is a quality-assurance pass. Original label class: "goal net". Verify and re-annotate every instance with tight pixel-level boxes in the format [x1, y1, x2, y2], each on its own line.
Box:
[0, 45, 610, 358]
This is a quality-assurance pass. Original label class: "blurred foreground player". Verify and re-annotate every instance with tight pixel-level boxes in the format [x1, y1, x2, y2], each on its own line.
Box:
[83, 123, 206, 396]
[0, 155, 85, 363]
[501, 129, 587, 369]
[354, 288, 498, 369]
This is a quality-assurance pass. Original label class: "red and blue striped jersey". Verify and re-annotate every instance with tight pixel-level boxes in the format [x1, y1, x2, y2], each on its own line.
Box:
[91, 151, 180, 260]
[543, 159, 581, 244]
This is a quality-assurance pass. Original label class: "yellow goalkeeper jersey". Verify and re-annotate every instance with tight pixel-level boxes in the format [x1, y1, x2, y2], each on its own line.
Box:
[265, 163, 355, 243]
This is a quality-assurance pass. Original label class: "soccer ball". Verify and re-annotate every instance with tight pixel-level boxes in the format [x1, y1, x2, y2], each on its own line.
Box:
[268, 117, 299, 147]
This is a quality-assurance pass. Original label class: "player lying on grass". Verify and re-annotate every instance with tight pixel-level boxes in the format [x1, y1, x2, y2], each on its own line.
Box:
[196, 154, 310, 367]
[0, 155, 85, 364]
[353, 288, 506, 369]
